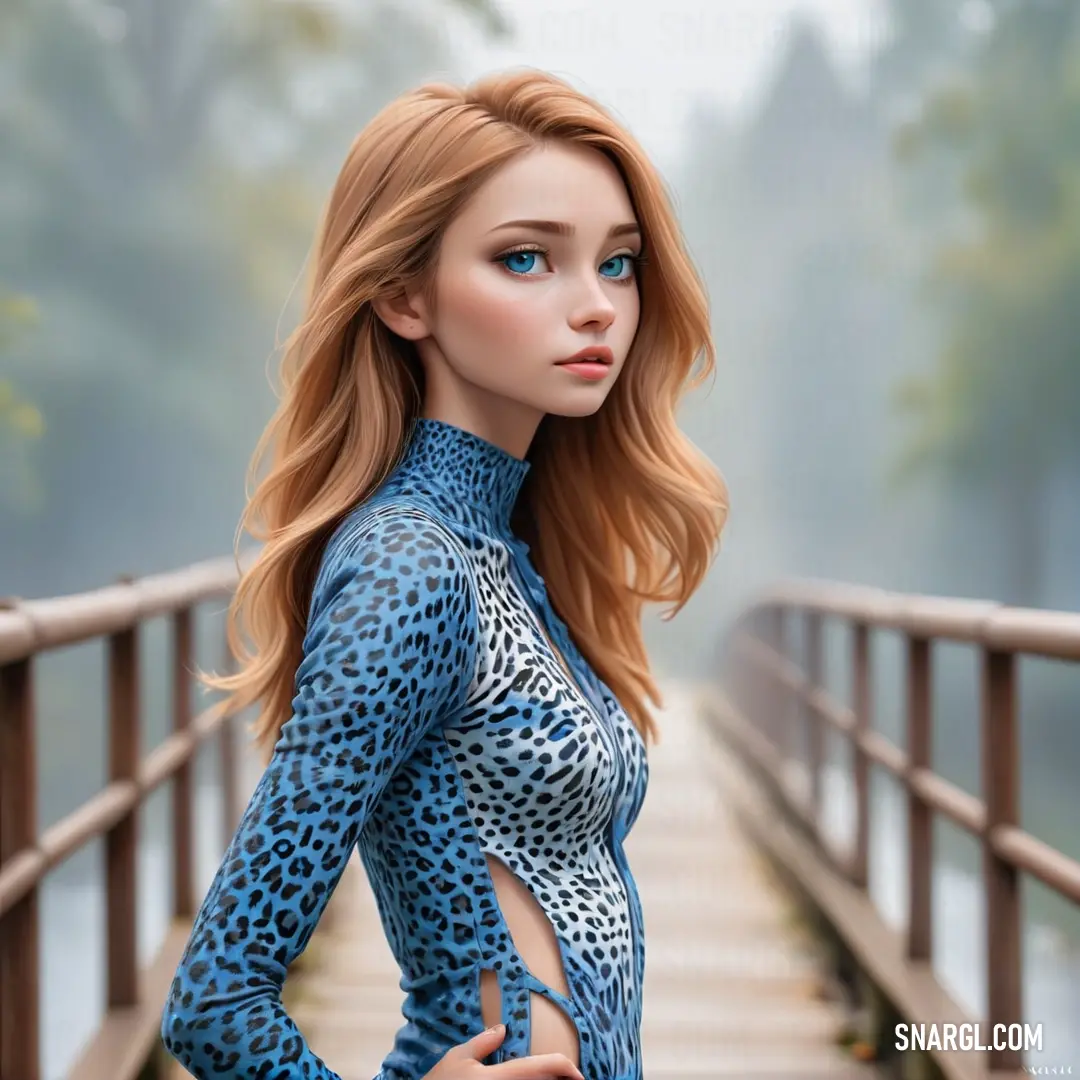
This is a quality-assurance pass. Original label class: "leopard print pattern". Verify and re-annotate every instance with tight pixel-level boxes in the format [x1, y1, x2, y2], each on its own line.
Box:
[161, 418, 649, 1080]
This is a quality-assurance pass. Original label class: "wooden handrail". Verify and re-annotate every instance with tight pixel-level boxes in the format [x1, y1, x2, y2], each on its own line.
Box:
[710, 578, 1080, 1079]
[0, 557, 240, 663]
[0, 557, 246, 1080]
[6, 560, 1076, 1080]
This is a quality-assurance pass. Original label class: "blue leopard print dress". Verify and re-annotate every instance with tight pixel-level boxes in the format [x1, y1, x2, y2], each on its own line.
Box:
[161, 417, 650, 1080]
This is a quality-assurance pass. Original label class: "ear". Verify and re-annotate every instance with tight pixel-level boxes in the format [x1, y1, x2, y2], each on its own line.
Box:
[371, 288, 431, 341]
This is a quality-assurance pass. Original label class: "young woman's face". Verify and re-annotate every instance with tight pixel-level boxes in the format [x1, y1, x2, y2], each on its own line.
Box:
[405, 141, 643, 444]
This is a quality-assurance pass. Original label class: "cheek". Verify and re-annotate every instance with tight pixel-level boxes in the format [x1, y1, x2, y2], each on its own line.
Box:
[440, 268, 548, 352]
[621, 287, 641, 337]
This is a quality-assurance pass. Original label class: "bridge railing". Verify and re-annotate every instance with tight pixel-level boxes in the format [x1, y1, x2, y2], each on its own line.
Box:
[705, 580, 1080, 1080]
[0, 560, 243, 1080]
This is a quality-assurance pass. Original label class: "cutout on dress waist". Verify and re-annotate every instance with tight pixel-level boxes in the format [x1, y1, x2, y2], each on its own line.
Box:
[479, 853, 581, 1067]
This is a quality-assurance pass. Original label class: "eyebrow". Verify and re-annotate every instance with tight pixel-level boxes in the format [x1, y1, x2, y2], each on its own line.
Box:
[487, 219, 642, 239]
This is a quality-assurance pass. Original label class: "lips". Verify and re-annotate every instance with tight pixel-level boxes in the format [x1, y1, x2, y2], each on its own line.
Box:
[557, 346, 614, 366]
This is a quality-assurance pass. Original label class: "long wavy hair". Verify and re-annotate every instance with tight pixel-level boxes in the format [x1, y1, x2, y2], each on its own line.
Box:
[207, 67, 728, 750]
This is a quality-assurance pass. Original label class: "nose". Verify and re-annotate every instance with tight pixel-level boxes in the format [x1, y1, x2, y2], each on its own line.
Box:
[568, 275, 617, 332]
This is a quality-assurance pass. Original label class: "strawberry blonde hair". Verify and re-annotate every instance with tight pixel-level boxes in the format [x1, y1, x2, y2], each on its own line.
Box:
[208, 68, 728, 748]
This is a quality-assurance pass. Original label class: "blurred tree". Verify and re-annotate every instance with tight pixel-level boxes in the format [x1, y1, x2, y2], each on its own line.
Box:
[870, 0, 970, 114]
[868, 0, 979, 264]
[0, 0, 508, 593]
[889, 0, 1080, 605]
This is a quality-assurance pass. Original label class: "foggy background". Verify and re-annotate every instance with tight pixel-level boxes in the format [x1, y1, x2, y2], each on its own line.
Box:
[2, 0, 1078, 1075]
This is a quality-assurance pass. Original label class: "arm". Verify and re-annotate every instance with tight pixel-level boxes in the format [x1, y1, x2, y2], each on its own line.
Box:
[161, 509, 477, 1080]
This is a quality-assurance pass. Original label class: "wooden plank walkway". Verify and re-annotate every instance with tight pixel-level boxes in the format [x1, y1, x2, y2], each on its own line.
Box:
[172, 684, 876, 1079]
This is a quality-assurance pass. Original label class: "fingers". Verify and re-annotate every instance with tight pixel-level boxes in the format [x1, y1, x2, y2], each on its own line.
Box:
[439, 1024, 584, 1080]
[445, 1022, 507, 1062]
[486, 1052, 585, 1080]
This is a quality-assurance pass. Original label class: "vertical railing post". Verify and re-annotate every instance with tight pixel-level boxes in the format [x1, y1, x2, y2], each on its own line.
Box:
[747, 611, 772, 750]
[775, 606, 793, 768]
[762, 605, 785, 760]
[107, 623, 140, 1007]
[850, 622, 871, 888]
[172, 608, 194, 918]
[0, 652, 41, 1080]
[906, 636, 933, 962]
[981, 648, 1022, 1072]
[804, 612, 823, 829]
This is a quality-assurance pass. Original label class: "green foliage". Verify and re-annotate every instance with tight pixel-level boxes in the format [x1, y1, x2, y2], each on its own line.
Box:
[0, 290, 38, 351]
[0, 290, 43, 512]
[0, 0, 507, 543]
[0, 382, 41, 437]
[889, 3, 1080, 495]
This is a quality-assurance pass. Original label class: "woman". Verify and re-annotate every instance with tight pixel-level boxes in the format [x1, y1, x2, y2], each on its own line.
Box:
[161, 67, 727, 1080]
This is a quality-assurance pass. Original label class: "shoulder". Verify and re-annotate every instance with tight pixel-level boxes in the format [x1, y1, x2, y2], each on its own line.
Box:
[311, 498, 476, 626]
[301, 500, 480, 708]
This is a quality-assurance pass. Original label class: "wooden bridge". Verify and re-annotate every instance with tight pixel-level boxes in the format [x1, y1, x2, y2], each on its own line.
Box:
[1, 560, 1078, 1080]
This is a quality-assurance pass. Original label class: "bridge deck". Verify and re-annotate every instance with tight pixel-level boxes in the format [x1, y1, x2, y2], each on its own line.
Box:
[173, 688, 875, 1079]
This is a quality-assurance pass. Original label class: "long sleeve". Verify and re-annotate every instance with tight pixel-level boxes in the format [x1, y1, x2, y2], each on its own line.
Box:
[161, 509, 478, 1080]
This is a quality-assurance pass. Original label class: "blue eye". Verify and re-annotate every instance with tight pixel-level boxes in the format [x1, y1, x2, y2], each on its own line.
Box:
[600, 255, 634, 280]
[500, 250, 547, 275]
[495, 247, 639, 281]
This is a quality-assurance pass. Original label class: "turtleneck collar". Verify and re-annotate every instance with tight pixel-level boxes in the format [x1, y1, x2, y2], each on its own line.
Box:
[398, 417, 531, 530]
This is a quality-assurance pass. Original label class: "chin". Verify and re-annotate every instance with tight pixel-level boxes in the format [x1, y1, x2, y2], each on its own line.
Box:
[545, 395, 609, 418]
